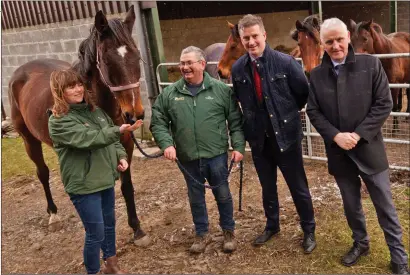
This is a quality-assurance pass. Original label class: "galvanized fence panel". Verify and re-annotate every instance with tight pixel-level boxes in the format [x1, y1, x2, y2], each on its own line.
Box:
[156, 53, 410, 170]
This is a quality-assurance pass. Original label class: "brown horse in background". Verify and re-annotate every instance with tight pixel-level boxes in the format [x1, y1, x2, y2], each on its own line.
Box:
[8, 6, 150, 245]
[217, 22, 300, 80]
[290, 15, 324, 76]
[350, 19, 410, 122]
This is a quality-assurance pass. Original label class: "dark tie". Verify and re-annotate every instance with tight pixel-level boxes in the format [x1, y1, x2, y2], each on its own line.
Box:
[334, 64, 340, 75]
[252, 61, 263, 102]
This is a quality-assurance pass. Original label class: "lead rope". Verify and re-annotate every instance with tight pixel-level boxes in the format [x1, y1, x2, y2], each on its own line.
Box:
[129, 131, 244, 211]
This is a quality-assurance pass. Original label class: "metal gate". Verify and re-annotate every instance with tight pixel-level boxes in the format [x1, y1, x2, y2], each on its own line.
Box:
[155, 54, 410, 171]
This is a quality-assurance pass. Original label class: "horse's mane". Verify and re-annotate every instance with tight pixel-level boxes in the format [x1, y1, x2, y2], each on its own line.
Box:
[74, 18, 138, 81]
[231, 24, 240, 40]
[357, 20, 384, 34]
[291, 15, 321, 42]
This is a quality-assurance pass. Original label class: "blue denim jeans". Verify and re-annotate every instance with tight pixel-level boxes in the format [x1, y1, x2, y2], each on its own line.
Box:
[179, 153, 235, 236]
[69, 187, 116, 274]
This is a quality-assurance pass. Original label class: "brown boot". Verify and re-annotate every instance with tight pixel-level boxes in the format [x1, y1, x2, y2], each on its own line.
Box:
[102, 256, 127, 274]
[223, 230, 237, 253]
[189, 234, 210, 254]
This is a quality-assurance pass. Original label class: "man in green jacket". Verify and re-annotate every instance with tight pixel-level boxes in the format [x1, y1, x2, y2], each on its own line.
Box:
[150, 46, 245, 254]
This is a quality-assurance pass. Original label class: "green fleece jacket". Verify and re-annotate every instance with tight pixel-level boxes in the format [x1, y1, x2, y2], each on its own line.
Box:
[150, 72, 245, 162]
[48, 104, 127, 195]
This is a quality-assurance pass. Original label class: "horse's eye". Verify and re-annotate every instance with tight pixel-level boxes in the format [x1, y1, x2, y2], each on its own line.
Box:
[230, 44, 237, 49]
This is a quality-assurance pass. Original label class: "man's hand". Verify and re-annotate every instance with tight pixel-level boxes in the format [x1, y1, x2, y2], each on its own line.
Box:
[164, 146, 176, 161]
[117, 159, 129, 172]
[231, 151, 243, 163]
[334, 132, 358, 150]
[349, 132, 361, 142]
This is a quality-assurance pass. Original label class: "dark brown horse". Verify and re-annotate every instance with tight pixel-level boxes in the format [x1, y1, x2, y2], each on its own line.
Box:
[290, 15, 324, 75]
[350, 19, 410, 120]
[217, 22, 300, 79]
[8, 6, 150, 245]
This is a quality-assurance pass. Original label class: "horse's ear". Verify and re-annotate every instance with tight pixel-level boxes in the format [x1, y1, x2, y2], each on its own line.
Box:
[349, 19, 357, 31]
[95, 10, 109, 34]
[296, 20, 304, 31]
[290, 29, 298, 41]
[362, 20, 372, 31]
[124, 5, 136, 34]
[227, 21, 235, 29]
[312, 17, 319, 28]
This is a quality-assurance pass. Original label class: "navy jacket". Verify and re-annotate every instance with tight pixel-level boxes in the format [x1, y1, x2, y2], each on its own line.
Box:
[231, 44, 309, 153]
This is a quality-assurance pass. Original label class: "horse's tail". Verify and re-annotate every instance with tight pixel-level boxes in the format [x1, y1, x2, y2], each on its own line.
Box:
[8, 69, 29, 112]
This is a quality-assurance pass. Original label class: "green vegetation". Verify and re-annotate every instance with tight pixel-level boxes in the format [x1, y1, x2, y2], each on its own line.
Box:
[1, 137, 59, 180]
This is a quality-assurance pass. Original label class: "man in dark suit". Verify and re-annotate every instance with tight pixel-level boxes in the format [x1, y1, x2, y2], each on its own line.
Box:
[306, 17, 409, 274]
[231, 14, 316, 253]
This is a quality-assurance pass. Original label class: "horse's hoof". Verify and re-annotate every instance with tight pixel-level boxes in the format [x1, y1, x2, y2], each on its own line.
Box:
[134, 235, 151, 247]
[48, 213, 62, 231]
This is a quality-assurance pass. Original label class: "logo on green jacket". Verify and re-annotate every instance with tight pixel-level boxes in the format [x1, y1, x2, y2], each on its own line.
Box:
[174, 97, 185, 101]
[205, 96, 214, 100]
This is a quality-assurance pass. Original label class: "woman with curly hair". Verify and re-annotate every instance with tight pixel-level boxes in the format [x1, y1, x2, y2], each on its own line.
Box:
[48, 69, 142, 274]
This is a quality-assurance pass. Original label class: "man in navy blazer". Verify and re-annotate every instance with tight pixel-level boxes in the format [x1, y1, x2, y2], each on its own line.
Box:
[231, 14, 316, 253]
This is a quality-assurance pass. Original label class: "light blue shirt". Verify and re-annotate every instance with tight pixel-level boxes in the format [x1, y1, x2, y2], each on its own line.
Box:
[250, 53, 263, 76]
[331, 57, 347, 75]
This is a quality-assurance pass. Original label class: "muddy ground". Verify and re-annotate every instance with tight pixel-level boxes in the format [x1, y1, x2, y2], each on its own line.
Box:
[2, 153, 409, 274]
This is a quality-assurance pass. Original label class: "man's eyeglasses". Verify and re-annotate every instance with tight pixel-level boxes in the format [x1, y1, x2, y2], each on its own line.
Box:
[179, 60, 203, 67]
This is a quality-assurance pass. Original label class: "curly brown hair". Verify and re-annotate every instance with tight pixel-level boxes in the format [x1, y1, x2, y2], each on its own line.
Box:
[50, 70, 95, 117]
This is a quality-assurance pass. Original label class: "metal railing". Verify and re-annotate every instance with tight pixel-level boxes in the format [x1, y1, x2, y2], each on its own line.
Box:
[155, 53, 410, 171]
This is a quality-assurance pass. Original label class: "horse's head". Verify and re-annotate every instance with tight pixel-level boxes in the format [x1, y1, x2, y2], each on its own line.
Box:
[349, 19, 382, 54]
[291, 15, 322, 73]
[77, 6, 144, 122]
[217, 22, 246, 79]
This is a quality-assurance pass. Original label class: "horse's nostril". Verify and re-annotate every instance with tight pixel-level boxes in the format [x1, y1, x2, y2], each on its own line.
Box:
[137, 113, 145, 121]
[218, 70, 223, 78]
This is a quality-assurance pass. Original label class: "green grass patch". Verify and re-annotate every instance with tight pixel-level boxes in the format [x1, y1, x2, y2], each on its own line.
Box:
[295, 189, 410, 274]
[1, 137, 59, 181]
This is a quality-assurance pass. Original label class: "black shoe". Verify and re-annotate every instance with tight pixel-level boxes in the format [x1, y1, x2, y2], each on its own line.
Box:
[341, 243, 369, 266]
[253, 229, 280, 246]
[302, 232, 316, 254]
[391, 262, 410, 274]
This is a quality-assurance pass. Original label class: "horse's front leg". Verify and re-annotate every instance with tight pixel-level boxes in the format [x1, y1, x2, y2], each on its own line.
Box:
[120, 137, 151, 247]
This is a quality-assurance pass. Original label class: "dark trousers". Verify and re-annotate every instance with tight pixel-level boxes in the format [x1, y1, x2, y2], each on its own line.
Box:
[251, 135, 316, 233]
[69, 187, 116, 274]
[334, 168, 408, 264]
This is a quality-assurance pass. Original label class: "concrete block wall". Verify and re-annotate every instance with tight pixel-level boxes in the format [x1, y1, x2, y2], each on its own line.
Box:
[322, 1, 390, 32]
[397, 1, 410, 33]
[1, 13, 152, 130]
[160, 10, 309, 62]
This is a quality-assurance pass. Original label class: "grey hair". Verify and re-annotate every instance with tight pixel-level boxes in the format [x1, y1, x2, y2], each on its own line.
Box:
[320, 17, 349, 41]
[181, 46, 206, 61]
[238, 14, 265, 34]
